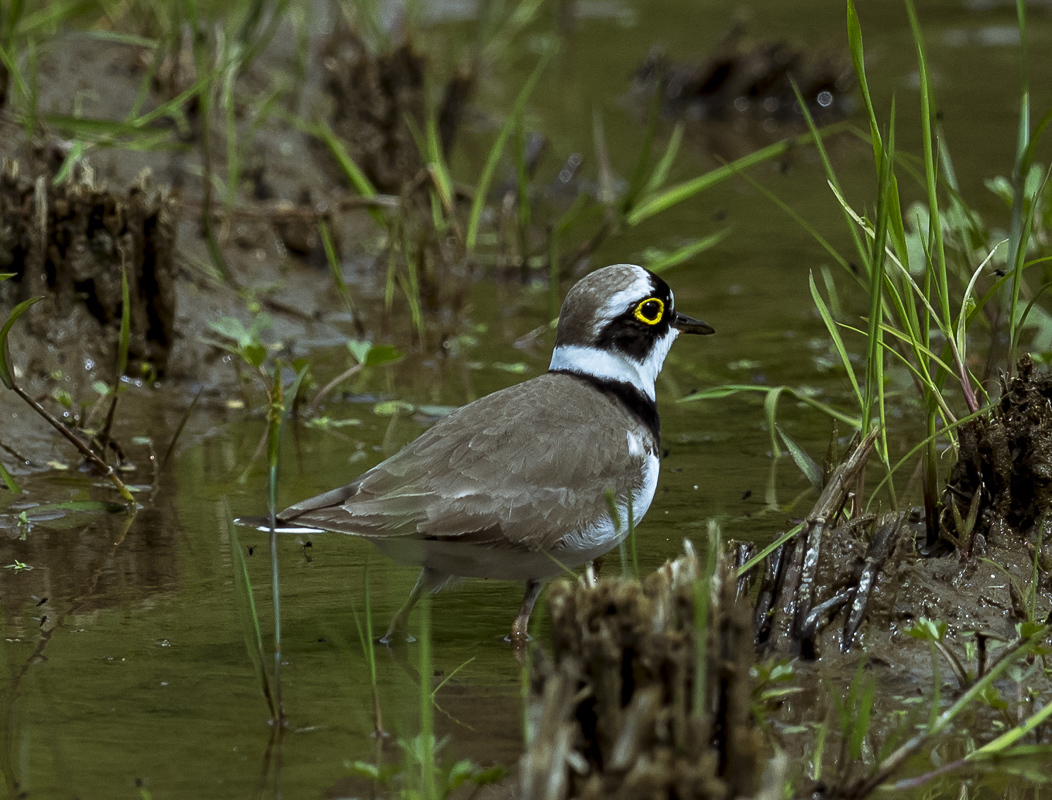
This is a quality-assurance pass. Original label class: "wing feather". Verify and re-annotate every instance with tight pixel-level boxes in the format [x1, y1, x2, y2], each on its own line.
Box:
[277, 373, 652, 551]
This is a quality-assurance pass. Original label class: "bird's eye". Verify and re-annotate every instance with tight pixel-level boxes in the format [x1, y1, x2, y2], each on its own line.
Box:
[634, 298, 664, 325]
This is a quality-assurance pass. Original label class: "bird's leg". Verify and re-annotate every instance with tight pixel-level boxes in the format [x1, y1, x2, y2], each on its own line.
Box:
[508, 579, 544, 647]
[381, 568, 431, 644]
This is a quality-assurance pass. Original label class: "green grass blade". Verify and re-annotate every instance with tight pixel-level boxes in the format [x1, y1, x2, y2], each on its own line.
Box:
[0, 296, 43, 389]
[809, 272, 862, 407]
[225, 500, 276, 719]
[906, 0, 950, 329]
[0, 459, 21, 493]
[776, 425, 823, 491]
[466, 47, 552, 252]
[418, 594, 436, 799]
[618, 89, 660, 216]
[692, 524, 720, 718]
[802, 83, 874, 277]
[627, 126, 846, 226]
[309, 121, 377, 198]
[736, 521, 806, 577]
[846, 0, 883, 163]
[1006, 30, 1031, 365]
[646, 229, 730, 274]
[320, 219, 358, 321]
[642, 122, 685, 200]
[863, 102, 893, 454]
[739, 161, 851, 273]
[679, 383, 861, 427]
[970, 694, 1052, 757]
[425, 108, 454, 215]
[763, 386, 786, 458]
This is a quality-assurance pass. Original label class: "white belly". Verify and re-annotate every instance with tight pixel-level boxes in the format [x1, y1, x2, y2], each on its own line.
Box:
[556, 451, 660, 566]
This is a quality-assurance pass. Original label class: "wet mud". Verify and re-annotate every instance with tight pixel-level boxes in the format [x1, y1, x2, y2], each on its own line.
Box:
[748, 412, 1052, 670]
[941, 355, 1052, 551]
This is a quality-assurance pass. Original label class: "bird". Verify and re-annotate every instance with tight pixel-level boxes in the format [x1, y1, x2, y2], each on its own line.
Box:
[265, 263, 713, 644]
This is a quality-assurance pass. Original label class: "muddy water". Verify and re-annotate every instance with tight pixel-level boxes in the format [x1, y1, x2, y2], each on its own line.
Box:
[3, 1, 1052, 798]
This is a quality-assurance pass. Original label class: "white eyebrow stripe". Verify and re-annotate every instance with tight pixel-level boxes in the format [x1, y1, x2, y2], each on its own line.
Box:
[592, 272, 657, 331]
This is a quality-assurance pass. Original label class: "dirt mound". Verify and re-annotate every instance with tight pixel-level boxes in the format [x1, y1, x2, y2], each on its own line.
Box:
[941, 355, 1052, 549]
[321, 28, 473, 194]
[631, 21, 852, 124]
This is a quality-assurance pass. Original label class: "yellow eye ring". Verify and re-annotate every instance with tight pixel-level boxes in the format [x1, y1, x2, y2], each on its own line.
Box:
[634, 298, 665, 325]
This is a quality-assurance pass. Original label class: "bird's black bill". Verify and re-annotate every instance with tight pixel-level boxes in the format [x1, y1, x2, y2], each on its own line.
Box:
[672, 311, 715, 335]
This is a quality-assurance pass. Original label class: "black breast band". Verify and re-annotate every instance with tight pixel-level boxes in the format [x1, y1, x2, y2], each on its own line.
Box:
[550, 369, 661, 446]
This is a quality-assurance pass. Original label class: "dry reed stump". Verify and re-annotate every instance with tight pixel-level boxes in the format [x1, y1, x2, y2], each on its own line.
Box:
[0, 159, 177, 381]
[522, 543, 764, 800]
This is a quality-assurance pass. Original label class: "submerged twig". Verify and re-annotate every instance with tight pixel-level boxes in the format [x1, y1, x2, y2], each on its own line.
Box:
[841, 511, 905, 652]
[10, 383, 134, 502]
[760, 429, 879, 654]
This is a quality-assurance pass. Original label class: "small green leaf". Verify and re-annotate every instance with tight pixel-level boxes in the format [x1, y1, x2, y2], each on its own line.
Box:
[243, 342, 268, 369]
[346, 338, 372, 365]
[208, 316, 251, 344]
[445, 760, 476, 791]
[906, 617, 946, 641]
[363, 344, 403, 368]
[372, 400, 414, 416]
[470, 765, 507, 785]
[347, 761, 381, 780]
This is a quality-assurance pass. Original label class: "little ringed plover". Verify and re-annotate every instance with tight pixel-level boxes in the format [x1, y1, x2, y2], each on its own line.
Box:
[262, 263, 713, 644]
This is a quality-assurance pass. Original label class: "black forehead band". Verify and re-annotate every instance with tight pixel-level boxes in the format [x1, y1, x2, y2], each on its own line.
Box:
[618, 273, 673, 316]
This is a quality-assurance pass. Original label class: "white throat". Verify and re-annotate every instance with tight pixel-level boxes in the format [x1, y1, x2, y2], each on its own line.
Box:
[548, 330, 679, 401]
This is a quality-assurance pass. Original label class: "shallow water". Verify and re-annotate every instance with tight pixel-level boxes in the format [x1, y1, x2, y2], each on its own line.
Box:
[3, 1, 1052, 797]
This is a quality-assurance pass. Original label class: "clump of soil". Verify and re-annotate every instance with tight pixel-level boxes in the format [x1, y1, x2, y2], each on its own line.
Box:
[747, 427, 1051, 666]
[941, 355, 1052, 547]
[632, 22, 852, 123]
[0, 158, 177, 379]
[523, 544, 763, 800]
[321, 27, 473, 194]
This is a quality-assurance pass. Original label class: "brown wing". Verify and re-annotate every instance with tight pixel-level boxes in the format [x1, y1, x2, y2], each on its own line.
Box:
[278, 373, 651, 551]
